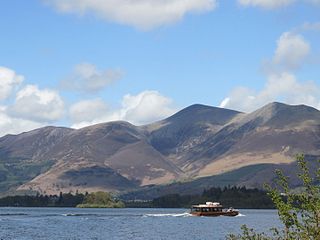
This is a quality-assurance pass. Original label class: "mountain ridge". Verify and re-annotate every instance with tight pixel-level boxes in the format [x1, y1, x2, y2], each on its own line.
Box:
[0, 102, 319, 196]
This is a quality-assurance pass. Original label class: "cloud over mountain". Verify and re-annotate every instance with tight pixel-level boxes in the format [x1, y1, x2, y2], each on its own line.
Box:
[219, 30, 319, 112]
[69, 98, 109, 123]
[70, 90, 177, 128]
[220, 72, 320, 112]
[0, 106, 44, 137]
[0, 67, 66, 137]
[120, 90, 176, 125]
[9, 85, 65, 122]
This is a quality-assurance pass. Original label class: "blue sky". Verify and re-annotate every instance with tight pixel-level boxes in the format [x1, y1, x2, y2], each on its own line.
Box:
[0, 0, 319, 136]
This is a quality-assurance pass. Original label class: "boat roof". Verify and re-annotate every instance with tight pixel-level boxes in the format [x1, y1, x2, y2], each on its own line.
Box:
[192, 202, 223, 207]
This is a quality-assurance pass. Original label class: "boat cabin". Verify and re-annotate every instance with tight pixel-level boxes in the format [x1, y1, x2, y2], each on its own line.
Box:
[190, 202, 239, 217]
[191, 202, 223, 213]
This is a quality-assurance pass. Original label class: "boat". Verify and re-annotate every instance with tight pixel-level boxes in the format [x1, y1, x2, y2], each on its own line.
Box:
[190, 202, 239, 217]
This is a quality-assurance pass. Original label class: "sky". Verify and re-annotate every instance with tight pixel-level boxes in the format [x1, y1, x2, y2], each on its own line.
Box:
[0, 0, 320, 136]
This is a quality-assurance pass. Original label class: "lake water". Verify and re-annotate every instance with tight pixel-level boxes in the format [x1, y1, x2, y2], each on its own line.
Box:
[0, 208, 282, 240]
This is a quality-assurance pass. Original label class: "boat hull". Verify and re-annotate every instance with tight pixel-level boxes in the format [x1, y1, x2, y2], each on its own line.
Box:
[191, 211, 239, 217]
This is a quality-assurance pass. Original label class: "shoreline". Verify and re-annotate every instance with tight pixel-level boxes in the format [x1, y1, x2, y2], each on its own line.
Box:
[0, 206, 277, 209]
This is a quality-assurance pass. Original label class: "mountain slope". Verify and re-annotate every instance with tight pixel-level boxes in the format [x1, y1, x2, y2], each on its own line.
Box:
[17, 121, 182, 194]
[198, 102, 320, 177]
[0, 127, 74, 193]
[145, 104, 243, 170]
[0, 102, 320, 195]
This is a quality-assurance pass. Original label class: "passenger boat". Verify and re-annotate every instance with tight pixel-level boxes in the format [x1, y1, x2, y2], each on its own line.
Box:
[190, 202, 239, 217]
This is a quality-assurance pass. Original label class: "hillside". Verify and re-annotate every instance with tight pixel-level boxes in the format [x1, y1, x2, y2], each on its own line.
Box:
[0, 102, 319, 196]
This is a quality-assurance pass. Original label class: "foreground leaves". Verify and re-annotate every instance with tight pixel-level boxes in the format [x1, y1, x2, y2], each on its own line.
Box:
[227, 155, 320, 240]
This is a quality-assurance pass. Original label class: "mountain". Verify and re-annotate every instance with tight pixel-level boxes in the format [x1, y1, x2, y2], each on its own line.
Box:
[16, 121, 181, 194]
[0, 102, 319, 196]
[145, 104, 243, 171]
[198, 102, 320, 177]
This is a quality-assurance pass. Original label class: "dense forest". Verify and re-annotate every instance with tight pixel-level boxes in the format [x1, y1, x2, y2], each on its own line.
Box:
[0, 186, 274, 208]
[151, 186, 274, 208]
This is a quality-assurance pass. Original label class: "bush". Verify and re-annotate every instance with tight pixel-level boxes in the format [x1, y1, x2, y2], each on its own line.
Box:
[227, 155, 320, 240]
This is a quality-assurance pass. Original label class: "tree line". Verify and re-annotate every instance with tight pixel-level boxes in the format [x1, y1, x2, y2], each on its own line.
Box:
[0, 192, 85, 207]
[0, 186, 274, 208]
[151, 186, 274, 208]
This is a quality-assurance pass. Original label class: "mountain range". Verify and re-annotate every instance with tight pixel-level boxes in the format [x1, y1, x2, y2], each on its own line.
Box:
[0, 102, 320, 197]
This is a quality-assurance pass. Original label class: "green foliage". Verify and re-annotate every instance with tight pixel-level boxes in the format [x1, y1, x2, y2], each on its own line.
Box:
[76, 191, 124, 208]
[227, 154, 320, 240]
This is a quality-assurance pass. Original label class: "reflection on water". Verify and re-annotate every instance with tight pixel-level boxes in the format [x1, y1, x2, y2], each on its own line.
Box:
[0, 208, 281, 240]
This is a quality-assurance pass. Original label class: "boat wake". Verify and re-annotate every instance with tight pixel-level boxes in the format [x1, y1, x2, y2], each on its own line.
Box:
[62, 213, 84, 217]
[144, 212, 192, 218]
[236, 213, 246, 217]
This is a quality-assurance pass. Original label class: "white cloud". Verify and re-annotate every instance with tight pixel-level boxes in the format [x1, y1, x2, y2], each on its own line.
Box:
[0, 67, 66, 137]
[120, 90, 176, 124]
[238, 0, 295, 9]
[0, 66, 24, 101]
[70, 98, 109, 123]
[220, 72, 320, 112]
[220, 30, 319, 112]
[9, 85, 65, 122]
[0, 106, 46, 137]
[70, 90, 177, 128]
[272, 32, 310, 71]
[61, 63, 123, 93]
[44, 0, 216, 30]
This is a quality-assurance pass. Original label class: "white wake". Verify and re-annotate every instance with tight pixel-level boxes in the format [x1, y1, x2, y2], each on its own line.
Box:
[236, 213, 246, 217]
[144, 212, 192, 217]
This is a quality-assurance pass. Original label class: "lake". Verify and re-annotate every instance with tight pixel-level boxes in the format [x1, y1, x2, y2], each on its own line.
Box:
[0, 208, 282, 240]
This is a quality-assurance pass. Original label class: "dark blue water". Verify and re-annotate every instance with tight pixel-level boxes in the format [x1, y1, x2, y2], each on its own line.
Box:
[0, 208, 281, 240]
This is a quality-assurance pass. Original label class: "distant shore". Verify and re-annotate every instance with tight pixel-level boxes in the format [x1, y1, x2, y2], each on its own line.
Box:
[0, 186, 275, 209]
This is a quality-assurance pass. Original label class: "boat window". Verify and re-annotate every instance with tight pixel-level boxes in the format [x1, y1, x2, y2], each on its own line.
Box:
[193, 207, 200, 212]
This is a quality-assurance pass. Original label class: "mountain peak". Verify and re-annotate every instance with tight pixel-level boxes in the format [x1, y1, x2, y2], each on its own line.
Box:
[81, 120, 136, 131]
[242, 102, 320, 127]
[264, 101, 287, 108]
[258, 102, 319, 116]
[260, 102, 291, 113]
[251, 102, 288, 119]
[165, 103, 242, 124]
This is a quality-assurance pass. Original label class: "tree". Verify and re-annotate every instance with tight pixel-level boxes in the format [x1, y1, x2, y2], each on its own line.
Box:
[227, 155, 320, 240]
